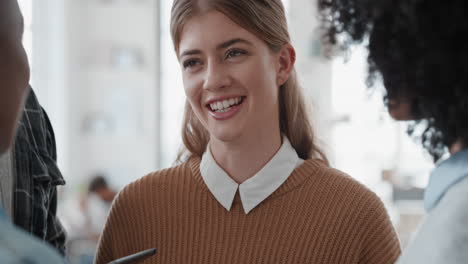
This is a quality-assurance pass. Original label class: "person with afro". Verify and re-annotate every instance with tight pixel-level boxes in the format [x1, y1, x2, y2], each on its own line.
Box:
[318, 0, 468, 263]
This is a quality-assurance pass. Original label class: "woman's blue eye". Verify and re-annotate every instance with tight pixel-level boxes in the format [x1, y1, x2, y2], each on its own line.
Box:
[226, 49, 246, 59]
[183, 60, 200, 69]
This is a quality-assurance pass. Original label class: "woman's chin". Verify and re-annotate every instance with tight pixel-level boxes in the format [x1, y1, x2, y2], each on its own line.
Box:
[209, 128, 243, 144]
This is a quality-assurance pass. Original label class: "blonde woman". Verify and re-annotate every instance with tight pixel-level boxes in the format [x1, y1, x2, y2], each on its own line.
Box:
[95, 1, 400, 263]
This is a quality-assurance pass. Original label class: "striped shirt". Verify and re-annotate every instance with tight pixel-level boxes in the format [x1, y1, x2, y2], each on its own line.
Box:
[11, 88, 66, 255]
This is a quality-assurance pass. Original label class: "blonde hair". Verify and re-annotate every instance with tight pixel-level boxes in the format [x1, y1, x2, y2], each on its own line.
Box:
[171, 0, 328, 164]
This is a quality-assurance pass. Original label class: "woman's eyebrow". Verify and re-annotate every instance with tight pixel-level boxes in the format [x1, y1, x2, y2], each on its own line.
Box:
[216, 38, 253, 50]
[179, 38, 252, 58]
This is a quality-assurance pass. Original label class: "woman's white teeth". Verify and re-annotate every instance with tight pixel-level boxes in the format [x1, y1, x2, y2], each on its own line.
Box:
[210, 97, 242, 112]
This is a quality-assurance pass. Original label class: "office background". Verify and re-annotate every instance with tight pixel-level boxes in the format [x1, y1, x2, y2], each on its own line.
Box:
[18, 0, 434, 262]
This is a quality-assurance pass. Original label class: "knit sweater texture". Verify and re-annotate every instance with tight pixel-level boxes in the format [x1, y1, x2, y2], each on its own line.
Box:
[95, 158, 401, 264]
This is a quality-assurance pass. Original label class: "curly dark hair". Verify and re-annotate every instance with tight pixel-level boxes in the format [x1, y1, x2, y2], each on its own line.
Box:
[318, 0, 468, 162]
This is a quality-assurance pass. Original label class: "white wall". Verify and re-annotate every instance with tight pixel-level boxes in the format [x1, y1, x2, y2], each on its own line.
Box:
[59, 0, 160, 188]
[32, 0, 68, 174]
[288, 0, 334, 157]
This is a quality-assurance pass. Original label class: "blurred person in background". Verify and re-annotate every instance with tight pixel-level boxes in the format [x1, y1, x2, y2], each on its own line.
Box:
[63, 175, 116, 264]
[319, 0, 468, 262]
[85, 174, 116, 242]
[94, 0, 400, 263]
[0, 0, 65, 263]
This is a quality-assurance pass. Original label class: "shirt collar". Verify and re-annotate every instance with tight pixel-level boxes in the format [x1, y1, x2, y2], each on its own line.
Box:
[424, 149, 468, 211]
[200, 136, 303, 214]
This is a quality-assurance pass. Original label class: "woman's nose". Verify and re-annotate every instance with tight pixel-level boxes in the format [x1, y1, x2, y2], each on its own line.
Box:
[202, 62, 231, 91]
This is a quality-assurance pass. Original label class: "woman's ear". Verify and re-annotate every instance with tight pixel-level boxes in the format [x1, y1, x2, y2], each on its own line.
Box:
[277, 43, 296, 86]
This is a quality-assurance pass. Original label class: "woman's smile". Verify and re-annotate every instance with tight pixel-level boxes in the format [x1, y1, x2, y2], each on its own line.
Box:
[206, 96, 246, 121]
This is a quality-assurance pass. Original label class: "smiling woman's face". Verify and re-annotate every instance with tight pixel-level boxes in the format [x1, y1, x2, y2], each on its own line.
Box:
[178, 11, 284, 143]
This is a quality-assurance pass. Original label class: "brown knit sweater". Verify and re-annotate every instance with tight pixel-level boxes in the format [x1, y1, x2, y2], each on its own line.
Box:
[95, 158, 401, 264]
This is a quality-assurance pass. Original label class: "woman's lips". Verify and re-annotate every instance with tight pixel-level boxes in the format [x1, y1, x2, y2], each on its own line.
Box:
[207, 97, 245, 121]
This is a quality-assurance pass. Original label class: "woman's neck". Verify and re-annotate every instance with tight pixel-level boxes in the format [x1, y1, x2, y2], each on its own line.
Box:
[210, 131, 282, 184]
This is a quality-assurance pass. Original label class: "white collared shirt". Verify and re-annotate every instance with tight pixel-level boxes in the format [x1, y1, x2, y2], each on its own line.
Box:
[200, 136, 304, 214]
